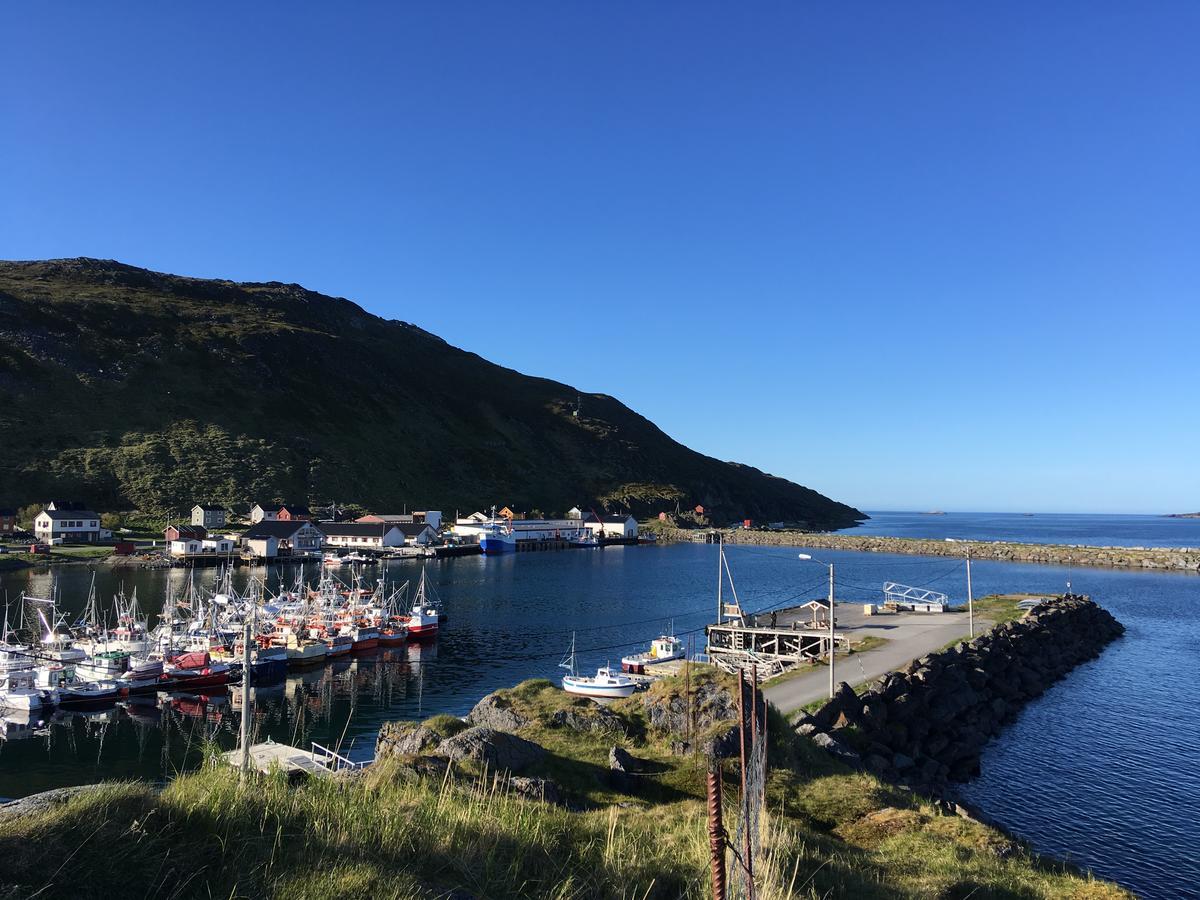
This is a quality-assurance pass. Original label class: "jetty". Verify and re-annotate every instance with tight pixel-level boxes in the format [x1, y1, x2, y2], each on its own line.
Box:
[223, 740, 366, 777]
[672, 527, 1200, 571]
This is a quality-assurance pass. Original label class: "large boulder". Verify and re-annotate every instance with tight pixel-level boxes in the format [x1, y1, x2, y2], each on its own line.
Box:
[466, 692, 529, 732]
[376, 722, 444, 759]
[549, 705, 630, 737]
[439, 726, 546, 773]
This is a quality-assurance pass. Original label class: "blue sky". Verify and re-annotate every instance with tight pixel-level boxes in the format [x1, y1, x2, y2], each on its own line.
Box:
[3, 3, 1197, 514]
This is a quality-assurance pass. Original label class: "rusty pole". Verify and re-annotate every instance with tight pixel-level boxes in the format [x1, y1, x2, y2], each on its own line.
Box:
[706, 763, 727, 900]
[685, 635, 692, 746]
[738, 670, 753, 898]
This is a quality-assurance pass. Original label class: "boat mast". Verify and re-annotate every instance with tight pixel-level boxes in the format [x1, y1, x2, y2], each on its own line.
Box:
[716, 533, 723, 626]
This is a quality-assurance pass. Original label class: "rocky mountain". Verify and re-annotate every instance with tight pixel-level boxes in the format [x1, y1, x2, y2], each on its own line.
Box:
[0, 258, 864, 527]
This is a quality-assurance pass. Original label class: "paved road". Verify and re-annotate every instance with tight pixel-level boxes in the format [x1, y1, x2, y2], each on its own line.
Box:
[762, 603, 986, 714]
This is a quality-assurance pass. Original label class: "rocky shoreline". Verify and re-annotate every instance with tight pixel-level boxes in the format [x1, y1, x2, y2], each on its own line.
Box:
[794, 595, 1124, 796]
[661, 526, 1200, 571]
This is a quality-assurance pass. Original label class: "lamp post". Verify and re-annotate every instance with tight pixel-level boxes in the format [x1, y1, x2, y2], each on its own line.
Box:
[945, 539, 974, 638]
[798, 553, 836, 699]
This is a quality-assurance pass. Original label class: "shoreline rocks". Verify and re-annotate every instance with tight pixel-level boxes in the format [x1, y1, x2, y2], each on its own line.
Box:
[661, 527, 1200, 571]
[795, 595, 1124, 795]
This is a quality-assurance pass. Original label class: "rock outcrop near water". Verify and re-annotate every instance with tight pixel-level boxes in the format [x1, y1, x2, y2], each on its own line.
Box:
[667, 527, 1200, 571]
[795, 596, 1124, 795]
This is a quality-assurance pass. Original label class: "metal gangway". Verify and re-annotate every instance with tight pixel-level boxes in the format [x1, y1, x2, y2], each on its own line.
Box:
[881, 582, 949, 611]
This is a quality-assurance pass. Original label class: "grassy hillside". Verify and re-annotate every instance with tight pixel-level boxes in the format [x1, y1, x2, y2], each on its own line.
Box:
[0, 258, 862, 527]
[0, 673, 1127, 899]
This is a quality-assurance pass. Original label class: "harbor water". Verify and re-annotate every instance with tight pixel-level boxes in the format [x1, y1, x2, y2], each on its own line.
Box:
[0, 530, 1197, 898]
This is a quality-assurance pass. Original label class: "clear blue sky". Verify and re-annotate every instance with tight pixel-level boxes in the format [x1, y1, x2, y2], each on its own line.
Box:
[3, 3, 1197, 514]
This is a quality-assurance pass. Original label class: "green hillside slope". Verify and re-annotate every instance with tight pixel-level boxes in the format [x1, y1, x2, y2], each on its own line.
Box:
[0, 258, 863, 527]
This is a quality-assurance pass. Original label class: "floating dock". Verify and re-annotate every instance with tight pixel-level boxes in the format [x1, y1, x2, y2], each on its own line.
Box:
[223, 741, 339, 776]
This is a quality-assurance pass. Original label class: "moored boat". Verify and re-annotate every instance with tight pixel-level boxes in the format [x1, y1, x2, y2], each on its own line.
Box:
[621, 634, 685, 674]
[559, 634, 636, 699]
[0, 668, 43, 711]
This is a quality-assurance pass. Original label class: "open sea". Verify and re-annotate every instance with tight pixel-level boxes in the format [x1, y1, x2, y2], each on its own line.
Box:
[0, 511, 1196, 898]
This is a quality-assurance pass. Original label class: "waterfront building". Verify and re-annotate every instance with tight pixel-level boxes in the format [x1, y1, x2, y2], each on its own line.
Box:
[190, 503, 227, 529]
[240, 520, 325, 557]
[322, 523, 406, 549]
[164, 523, 207, 543]
[583, 513, 639, 539]
[356, 510, 443, 530]
[397, 522, 438, 546]
[34, 507, 102, 544]
[169, 536, 235, 557]
[453, 516, 587, 544]
[0, 508, 15, 534]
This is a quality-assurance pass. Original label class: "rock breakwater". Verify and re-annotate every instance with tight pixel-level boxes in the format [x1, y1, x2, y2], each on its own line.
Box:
[794, 595, 1124, 795]
[663, 527, 1200, 571]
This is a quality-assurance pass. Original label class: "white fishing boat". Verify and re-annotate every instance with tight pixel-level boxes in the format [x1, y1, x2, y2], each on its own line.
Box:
[621, 632, 685, 674]
[0, 668, 43, 711]
[559, 634, 636, 699]
[323, 553, 346, 567]
[403, 569, 440, 636]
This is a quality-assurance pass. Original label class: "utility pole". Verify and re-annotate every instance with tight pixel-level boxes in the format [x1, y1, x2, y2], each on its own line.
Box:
[828, 562, 836, 699]
[966, 548, 974, 638]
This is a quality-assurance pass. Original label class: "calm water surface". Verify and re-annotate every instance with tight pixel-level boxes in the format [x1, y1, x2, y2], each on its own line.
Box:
[0, 542, 1196, 898]
[843, 510, 1200, 549]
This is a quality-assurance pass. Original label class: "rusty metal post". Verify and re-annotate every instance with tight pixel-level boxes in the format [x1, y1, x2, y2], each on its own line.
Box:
[738, 670, 753, 898]
[706, 764, 727, 900]
[685, 635, 692, 746]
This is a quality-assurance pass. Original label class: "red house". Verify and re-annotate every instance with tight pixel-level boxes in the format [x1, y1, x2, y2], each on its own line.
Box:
[165, 524, 207, 542]
[0, 508, 15, 534]
[277, 505, 312, 521]
[694, 505, 705, 516]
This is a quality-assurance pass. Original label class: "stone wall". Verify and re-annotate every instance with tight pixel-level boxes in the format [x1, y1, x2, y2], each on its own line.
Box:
[660, 527, 1200, 571]
[794, 596, 1124, 795]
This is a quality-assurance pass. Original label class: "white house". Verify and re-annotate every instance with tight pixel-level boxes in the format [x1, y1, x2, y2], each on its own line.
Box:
[169, 537, 235, 557]
[583, 513, 639, 539]
[191, 504, 227, 529]
[240, 520, 324, 557]
[250, 503, 279, 524]
[566, 507, 584, 520]
[397, 523, 438, 546]
[322, 523, 405, 549]
[34, 508, 102, 544]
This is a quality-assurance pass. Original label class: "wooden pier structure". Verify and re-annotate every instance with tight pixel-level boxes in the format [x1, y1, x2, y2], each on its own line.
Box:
[705, 620, 845, 679]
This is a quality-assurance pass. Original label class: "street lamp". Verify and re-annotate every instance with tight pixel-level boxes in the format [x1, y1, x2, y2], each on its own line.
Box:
[798, 553, 836, 699]
[944, 539, 974, 638]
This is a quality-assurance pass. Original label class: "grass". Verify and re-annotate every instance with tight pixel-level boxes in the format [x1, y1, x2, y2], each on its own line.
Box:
[0, 669, 1131, 900]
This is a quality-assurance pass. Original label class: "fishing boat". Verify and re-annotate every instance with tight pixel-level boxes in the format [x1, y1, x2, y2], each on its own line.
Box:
[164, 651, 233, 690]
[0, 668, 43, 711]
[620, 632, 685, 674]
[58, 680, 122, 706]
[403, 569, 440, 637]
[479, 510, 516, 554]
[569, 533, 600, 548]
[559, 634, 636, 699]
[323, 553, 346, 567]
[341, 552, 371, 565]
[343, 622, 380, 651]
[76, 649, 130, 682]
[322, 632, 353, 657]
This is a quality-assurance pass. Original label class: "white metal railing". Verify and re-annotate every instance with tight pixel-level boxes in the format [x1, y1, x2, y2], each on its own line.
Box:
[311, 742, 369, 772]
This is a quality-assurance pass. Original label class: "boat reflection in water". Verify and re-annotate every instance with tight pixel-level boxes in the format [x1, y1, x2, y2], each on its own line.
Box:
[0, 642, 439, 789]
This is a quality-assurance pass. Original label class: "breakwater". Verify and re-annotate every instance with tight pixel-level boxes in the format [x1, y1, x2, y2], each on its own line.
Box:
[794, 595, 1124, 796]
[662, 526, 1200, 571]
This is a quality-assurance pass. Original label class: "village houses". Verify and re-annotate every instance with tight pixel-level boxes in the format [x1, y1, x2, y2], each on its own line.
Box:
[34, 503, 104, 544]
[240, 519, 325, 558]
[191, 504, 227, 529]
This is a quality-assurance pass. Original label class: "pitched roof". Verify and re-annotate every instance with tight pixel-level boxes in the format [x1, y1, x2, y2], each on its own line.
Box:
[167, 524, 208, 539]
[397, 522, 436, 536]
[193, 503, 225, 512]
[583, 512, 635, 524]
[41, 508, 100, 521]
[241, 520, 323, 540]
[321, 522, 396, 537]
[278, 504, 311, 515]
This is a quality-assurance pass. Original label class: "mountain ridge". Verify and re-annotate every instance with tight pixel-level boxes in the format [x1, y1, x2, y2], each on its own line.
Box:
[0, 257, 864, 528]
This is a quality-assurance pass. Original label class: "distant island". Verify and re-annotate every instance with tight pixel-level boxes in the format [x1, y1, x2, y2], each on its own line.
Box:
[1166, 512, 1200, 519]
